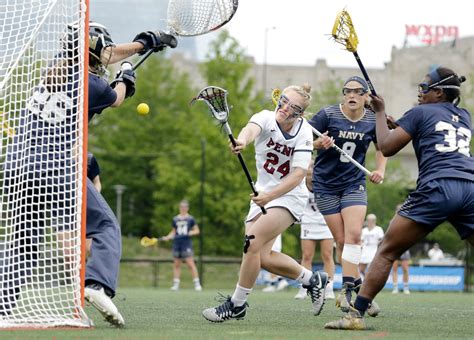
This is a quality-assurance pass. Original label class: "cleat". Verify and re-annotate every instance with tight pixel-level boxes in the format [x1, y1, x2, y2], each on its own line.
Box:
[170, 285, 179, 291]
[403, 287, 410, 295]
[276, 279, 289, 291]
[195, 285, 203, 292]
[85, 284, 125, 327]
[262, 285, 276, 292]
[367, 300, 381, 317]
[202, 294, 248, 322]
[303, 271, 328, 316]
[325, 307, 367, 330]
[335, 282, 354, 312]
[294, 286, 307, 300]
[325, 281, 335, 300]
[392, 288, 399, 294]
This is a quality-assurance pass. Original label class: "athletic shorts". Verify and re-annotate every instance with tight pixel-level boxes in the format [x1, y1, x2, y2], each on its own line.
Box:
[399, 179, 474, 239]
[271, 234, 282, 253]
[246, 193, 307, 223]
[360, 246, 378, 264]
[398, 250, 411, 261]
[315, 185, 367, 215]
[172, 242, 194, 259]
[300, 221, 333, 240]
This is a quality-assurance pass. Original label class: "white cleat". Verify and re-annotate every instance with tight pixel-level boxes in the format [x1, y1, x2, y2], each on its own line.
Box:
[85, 285, 124, 327]
[325, 281, 335, 300]
[262, 285, 276, 293]
[294, 287, 307, 300]
[170, 285, 179, 291]
[195, 285, 203, 292]
[403, 287, 410, 295]
[276, 279, 289, 291]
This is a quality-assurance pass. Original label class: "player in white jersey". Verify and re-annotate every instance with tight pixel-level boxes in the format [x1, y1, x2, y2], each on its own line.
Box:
[359, 214, 384, 276]
[202, 84, 329, 323]
[295, 160, 335, 300]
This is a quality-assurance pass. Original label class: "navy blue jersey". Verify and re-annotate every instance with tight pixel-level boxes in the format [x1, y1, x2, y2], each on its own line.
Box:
[172, 215, 196, 246]
[309, 104, 377, 193]
[88, 73, 116, 121]
[6, 65, 80, 174]
[397, 102, 474, 187]
[87, 152, 101, 180]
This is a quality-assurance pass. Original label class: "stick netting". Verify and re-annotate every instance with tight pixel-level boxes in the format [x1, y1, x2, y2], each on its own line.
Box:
[196, 87, 229, 124]
[167, 0, 238, 36]
[331, 10, 359, 52]
[0, 0, 91, 328]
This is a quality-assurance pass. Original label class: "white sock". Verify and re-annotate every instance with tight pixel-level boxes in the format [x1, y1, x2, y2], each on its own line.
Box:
[231, 284, 252, 307]
[193, 278, 201, 286]
[296, 267, 313, 286]
[173, 278, 180, 286]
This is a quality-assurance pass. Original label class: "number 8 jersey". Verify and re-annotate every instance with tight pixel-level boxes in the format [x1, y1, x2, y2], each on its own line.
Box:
[250, 110, 313, 197]
[309, 104, 377, 193]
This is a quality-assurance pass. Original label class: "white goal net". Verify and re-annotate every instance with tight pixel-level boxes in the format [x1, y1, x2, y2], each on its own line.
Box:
[0, 0, 91, 328]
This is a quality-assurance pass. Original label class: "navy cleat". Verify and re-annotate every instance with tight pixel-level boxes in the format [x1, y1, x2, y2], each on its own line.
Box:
[202, 294, 248, 323]
[303, 271, 328, 315]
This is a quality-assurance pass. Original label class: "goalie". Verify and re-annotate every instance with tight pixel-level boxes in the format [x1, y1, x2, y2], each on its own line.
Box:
[84, 22, 176, 327]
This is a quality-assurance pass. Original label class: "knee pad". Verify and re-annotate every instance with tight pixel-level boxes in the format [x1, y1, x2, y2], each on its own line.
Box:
[243, 234, 255, 254]
[341, 244, 362, 265]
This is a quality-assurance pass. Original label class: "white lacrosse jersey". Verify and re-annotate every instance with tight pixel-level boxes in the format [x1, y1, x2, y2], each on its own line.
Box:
[249, 110, 313, 199]
[360, 226, 384, 264]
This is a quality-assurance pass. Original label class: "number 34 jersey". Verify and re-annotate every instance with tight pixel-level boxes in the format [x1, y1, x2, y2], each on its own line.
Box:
[309, 104, 377, 193]
[250, 110, 313, 198]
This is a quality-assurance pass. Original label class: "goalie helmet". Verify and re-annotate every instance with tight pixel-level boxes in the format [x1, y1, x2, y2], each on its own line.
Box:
[89, 21, 115, 76]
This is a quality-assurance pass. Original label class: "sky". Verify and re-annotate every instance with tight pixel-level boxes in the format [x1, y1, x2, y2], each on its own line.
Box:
[221, 0, 474, 68]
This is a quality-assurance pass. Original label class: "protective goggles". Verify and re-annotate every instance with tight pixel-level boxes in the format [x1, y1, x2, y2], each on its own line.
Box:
[418, 74, 459, 94]
[342, 87, 367, 96]
[278, 95, 304, 115]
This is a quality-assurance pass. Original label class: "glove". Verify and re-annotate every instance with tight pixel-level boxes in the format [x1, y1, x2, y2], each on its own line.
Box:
[110, 62, 136, 98]
[133, 30, 178, 55]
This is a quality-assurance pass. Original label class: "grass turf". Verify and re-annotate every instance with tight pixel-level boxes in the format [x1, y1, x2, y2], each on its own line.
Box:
[2, 288, 473, 339]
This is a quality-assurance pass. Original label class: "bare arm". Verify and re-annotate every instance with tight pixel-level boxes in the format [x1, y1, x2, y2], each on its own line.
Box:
[189, 225, 200, 237]
[101, 42, 145, 65]
[92, 175, 102, 192]
[370, 95, 412, 157]
[230, 122, 262, 154]
[162, 229, 176, 241]
[368, 145, 387, 184]
[110, 83, 126, 107]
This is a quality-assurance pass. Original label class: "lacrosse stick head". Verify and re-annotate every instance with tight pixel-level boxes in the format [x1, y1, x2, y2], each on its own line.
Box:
[271, 88, 281, 106]
[167, 0, 239, 36]
[331, 10, 359, 52]
[140, 236, 158, 247]
[192, 86, 230, 124]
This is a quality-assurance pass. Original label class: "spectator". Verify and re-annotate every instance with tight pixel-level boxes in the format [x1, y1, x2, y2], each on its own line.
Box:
[428, 243, 444, 261]
[359, 214, 384, 277]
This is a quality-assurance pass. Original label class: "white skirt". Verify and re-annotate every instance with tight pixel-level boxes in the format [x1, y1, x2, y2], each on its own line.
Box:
[300, 221, 333, 240]
[360, 246, 378, 264]
[245, 193, 307, 223]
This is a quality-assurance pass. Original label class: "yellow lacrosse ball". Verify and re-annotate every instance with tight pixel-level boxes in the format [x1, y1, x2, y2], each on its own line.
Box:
[137, 103, 150, 115]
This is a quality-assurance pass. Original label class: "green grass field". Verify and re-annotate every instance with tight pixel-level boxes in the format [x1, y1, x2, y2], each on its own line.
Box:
[2, 288, 473, 339]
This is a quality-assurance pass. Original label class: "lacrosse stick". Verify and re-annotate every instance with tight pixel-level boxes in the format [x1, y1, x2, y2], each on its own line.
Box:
[192, 86, 266, 215]
[0, 112, 16, 138]
[140, 236, 165, 247]
[271, 88, 372, 177]
[134, 0, 238, 70]
[331, 9, 397, 129]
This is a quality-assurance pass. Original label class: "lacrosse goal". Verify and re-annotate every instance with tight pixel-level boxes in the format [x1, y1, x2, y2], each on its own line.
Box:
[0, 0, 91, 328]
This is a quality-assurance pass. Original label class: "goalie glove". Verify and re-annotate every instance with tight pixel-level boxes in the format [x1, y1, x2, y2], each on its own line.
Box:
[133, 30, 178, 55]
[110, 61, 136, 98]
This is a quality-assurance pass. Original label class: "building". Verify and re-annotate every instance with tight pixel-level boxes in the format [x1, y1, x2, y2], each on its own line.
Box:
[171, 36, 474, 181]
